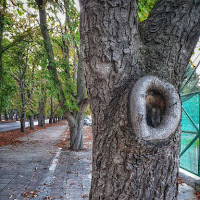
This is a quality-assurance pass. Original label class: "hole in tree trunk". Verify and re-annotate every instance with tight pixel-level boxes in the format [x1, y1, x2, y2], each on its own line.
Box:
[130, 75, 181, 141]
[146, 89, 166, 128]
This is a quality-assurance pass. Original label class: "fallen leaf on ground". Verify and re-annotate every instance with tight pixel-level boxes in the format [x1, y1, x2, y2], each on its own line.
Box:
[0, 120, 66, 147]
[43, 196, 53, 199]
[178, 178, 184, 185]
[69, 163, 75, 165]
[82, 194, 88, 198]
[194, 191, 200, 199]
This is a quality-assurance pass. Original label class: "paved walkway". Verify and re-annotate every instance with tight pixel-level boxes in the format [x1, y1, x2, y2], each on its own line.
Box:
[0, 121, 92, 200]
[0, 121, 198, 199]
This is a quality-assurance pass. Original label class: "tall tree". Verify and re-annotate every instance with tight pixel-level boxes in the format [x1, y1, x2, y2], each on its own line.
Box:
[80, 0, 200, 199]
[35, 0, 88, 150]
[9, 41, 35, 132]
[0, 0, 6, 86]
[0, 0, 33, 120]
[37, 79, 47, 127]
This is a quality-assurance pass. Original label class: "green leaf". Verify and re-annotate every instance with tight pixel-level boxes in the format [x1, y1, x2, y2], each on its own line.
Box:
[17, 9, 24, 16]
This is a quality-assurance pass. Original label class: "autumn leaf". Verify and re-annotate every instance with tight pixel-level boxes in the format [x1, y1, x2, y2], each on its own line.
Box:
[82, 194, 88, 198]
[69, 163, 75, 165]
[178, 178, 184, 185]
[194, 191, 200, 199]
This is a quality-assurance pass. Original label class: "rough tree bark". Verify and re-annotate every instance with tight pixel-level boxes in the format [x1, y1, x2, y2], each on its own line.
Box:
[15, 109, 18, 121]
[38, 89, 47, 127]
[80, 0, 200, 199]
[38, 113, 43, 127]
[49, 97, 54, 124]
[29, 115, 34, 130]
[20, 108, 26, 132]
[4, 109, 8, 121]
[9, 109, 14, 121]
[53, 116, 57, 123]
[36, 0, 88, 150]
[20, 83, 26, 132]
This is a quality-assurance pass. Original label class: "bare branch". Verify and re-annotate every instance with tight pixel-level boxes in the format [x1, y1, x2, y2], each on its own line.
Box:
[10, 74, 20, 83]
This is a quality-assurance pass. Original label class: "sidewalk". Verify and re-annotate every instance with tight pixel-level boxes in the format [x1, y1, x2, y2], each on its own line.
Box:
[0, 121, 198, 199]
[0, 121, 92, 200]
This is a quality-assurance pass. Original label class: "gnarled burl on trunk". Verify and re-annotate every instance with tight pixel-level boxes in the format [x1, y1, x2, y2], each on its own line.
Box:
[80, 0, 200, 199]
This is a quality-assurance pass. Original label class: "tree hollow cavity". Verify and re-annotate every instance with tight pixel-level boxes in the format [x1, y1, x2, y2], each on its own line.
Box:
[130, 76, 181, 142]
[146, 89, 166, 128]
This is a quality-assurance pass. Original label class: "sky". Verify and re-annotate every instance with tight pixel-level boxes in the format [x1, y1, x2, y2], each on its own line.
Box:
[192, 40, 200, 68]
[74, 0, 80, 11]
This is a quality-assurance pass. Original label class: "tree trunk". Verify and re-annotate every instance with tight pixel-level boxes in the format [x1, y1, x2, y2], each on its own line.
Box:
[53, 117, 56, 123]
[4, 109, 8, 121]
[69, 113, 84, 150]
[38, 88, 46, 127]
[80, 0, 200, 199]
[38, 113, 43, 127]
[42, 114, 46, 126]
[36, 0, 88, 150]
[20, 81, 27, 132]
[9, 109, 13, 121]
[15, 109, 18, 121]
[49, 97, 54, 124]
[49, 118, 53, 124]
[29, 115, 34, 130]
[49, 117, 53, 124]
[20, 109, 26, 132]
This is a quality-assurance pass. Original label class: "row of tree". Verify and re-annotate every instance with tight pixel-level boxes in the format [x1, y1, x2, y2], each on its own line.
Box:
[0, 0, 199, 146]
[0, 0, 88, 150]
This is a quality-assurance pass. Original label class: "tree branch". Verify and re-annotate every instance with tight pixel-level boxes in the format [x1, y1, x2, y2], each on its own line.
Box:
[11, 74, 20, 83]
[76, 53, 86, 104]
[78, 98, 89, 111]
[2, 34, 31, 53]
[140, 0, 200, 87]
[36, 0, 68, 113]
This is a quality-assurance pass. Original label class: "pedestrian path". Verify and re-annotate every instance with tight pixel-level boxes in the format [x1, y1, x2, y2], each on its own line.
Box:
[0, 120, 198, 199]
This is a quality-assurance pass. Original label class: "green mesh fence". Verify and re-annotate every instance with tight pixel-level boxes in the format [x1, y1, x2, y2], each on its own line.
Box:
[180, 93, 200, 176]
